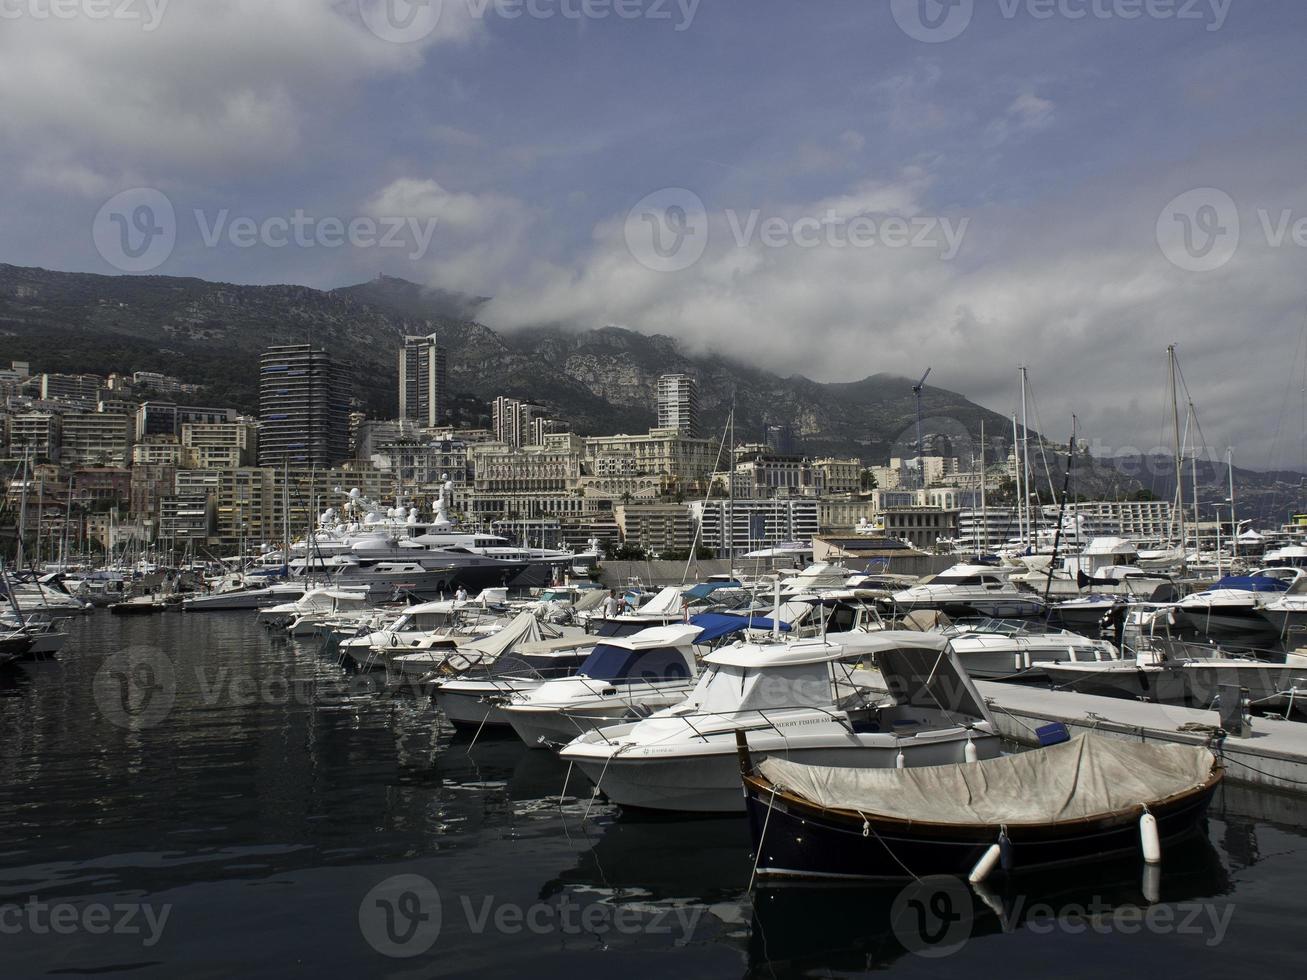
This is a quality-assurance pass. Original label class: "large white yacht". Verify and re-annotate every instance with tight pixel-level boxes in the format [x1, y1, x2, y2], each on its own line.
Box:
[288, 485, 597, 595]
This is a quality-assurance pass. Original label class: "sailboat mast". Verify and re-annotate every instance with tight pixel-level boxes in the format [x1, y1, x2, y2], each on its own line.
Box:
[1019, 366, 1031, 548]
[1189, 402, 1200, 555]
[979, 419, 988, 555]
[17, 447, 29, 568]
[1168, 345, 1185, 552]
[1227, 447, 1237, 558]
[1011, 413, 1023, 550]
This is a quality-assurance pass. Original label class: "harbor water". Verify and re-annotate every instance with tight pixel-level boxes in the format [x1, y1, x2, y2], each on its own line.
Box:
[2, 612, 1305, 977]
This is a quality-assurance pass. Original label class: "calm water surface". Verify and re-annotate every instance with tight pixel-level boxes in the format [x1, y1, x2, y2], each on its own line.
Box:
[0, 612, 1304, 977]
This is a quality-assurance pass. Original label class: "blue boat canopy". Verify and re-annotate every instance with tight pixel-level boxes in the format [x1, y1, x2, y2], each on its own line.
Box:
[1211, 575, 1290, 593]
[682, 581, 743, 600]
[688, 612, 791, 643]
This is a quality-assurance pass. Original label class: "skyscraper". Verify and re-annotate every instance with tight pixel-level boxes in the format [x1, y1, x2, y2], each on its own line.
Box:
[258, 345, 351, 467]
[398, 334, 447, 427]
[656, 373, 699, 436]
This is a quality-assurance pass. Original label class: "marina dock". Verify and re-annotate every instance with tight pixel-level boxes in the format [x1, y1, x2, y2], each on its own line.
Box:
[978, 681, 1307, 796]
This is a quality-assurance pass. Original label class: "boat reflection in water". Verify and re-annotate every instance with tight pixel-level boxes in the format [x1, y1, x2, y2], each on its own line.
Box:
[747, 833, 1231, 975]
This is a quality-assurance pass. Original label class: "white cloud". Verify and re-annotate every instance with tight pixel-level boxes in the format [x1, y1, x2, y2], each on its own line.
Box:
[478, 151, 1307, 465]
[983, 92, 1056, 148]
[363, 177, 536, 293]
[0, 0, 481, 190]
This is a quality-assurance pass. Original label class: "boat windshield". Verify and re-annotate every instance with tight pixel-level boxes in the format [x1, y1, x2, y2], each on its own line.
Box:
[579, 644, 691, 683]
[689, 662, 831, 715]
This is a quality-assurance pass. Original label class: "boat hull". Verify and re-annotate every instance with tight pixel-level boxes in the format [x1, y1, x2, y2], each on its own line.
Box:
[567, 734, 998, 814]
[434, 679, 544, 729]
[744, 769, 1221, 881]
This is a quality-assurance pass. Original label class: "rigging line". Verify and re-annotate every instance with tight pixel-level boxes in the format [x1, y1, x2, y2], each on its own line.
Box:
[747, 782, 780, 893]
[1023, 378, 1059, 502]
[681, 395, 734, 588]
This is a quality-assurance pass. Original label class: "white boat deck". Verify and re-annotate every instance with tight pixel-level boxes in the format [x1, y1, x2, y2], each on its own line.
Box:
[975, 680, 1307, 796]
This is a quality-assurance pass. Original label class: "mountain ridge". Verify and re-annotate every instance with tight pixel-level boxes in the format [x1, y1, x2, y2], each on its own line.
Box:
[0, 263, 1021, 463]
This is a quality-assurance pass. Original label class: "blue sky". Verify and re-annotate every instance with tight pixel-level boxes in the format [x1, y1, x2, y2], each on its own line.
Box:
[1, 0, 1304, 468]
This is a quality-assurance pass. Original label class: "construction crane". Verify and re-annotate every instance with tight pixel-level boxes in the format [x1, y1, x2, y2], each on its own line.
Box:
[912, 367, 931, 486]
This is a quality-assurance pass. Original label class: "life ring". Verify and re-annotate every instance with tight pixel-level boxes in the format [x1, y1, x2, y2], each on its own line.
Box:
[390, 634, 398, 647]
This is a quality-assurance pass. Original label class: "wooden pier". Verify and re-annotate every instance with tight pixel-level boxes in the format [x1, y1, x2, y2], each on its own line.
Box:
[977, 681, 1307, 796]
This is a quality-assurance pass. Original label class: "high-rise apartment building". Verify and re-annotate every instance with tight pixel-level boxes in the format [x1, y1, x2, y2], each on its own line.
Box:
[258, 346, 350, 467]
[656, 374, 698, 436]
[398, 334, 447, 428]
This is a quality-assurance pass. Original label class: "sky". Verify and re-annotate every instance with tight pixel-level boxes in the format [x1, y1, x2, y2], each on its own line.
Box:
[2, 0, 1305, 469]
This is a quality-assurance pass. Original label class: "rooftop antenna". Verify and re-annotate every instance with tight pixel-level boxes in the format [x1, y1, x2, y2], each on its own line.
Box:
[913, 367, 932, 487]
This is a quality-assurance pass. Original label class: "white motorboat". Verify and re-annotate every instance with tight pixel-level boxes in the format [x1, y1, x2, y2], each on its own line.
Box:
[257, 587, 370, 629]
[432, 635, 598, 730]
[385, 610, 573, 681]
[338, 595, 508, 670]
[182, 581, 306, 612]
[892, 564, 1046, 619]
[582, 585, 691, 637]
[1043, 642, 1307, 715]
[1167, 568, 1300, 640]
[941, 619, 1121, 680]
[559, 631, 1000, 814]
[501, 624, 704, 749]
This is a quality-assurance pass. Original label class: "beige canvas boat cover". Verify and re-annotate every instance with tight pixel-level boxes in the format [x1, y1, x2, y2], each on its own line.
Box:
[459, 612, 561, 659]
[572, 589, 609, 613]
[757, 735, 1215, 825]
